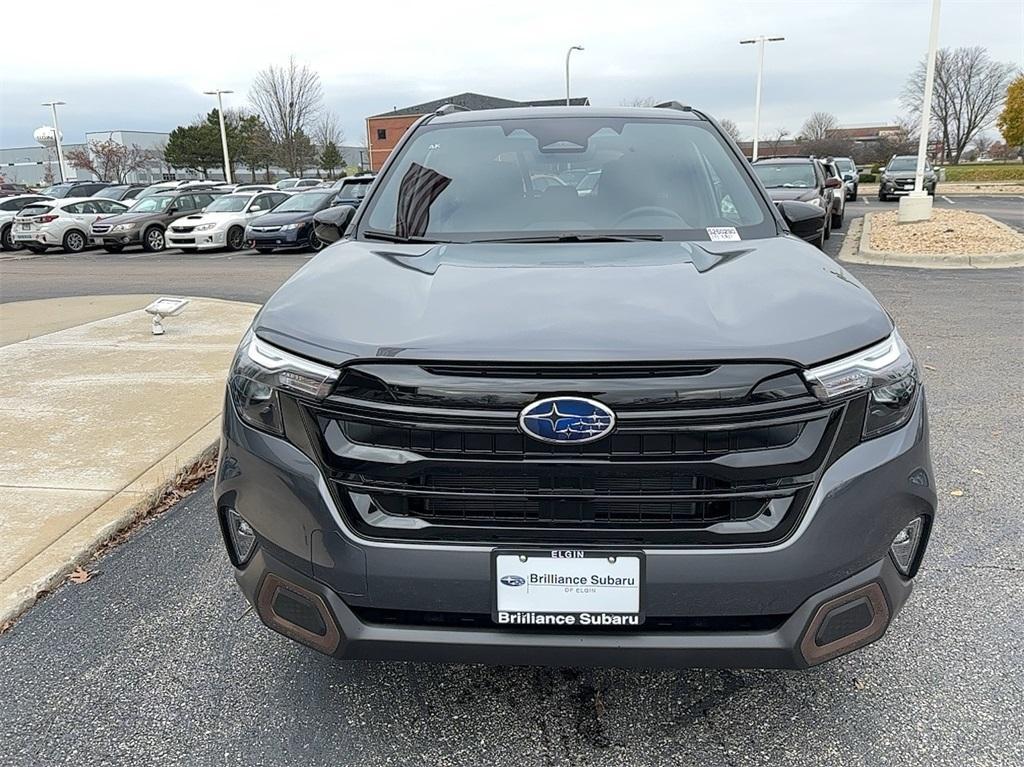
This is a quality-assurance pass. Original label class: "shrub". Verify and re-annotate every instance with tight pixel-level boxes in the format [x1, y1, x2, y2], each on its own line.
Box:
[942, 164, 1024, 182]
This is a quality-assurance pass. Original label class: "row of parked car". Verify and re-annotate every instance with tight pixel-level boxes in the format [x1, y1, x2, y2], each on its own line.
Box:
[0, 175, 375, 254]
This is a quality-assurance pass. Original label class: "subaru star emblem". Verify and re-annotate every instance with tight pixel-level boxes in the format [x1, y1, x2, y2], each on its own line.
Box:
[519, 396, 616, 445]
[500, 575, 526, 587]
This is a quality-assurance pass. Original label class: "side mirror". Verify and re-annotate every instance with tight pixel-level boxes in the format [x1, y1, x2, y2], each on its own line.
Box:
[167, 206, 178, 215]
[842, 173, 854, 181]
[824, 177, 842, 189]
[313, 204, 356, 244]
[777, 200, 826, 240]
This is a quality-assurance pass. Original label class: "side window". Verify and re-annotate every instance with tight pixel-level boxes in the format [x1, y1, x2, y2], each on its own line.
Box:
[174, 195, 196, 211]
[194, 193, 215, 208]
[271, 193, 288, 207]
[249, 195, 268, 212]
[95, 200, 122, 214]
[63, 202, 85, 215]
[0, 199, 19, 211]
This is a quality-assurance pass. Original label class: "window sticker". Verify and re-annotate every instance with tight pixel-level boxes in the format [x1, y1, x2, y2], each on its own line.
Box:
[706, 226, 741, 241]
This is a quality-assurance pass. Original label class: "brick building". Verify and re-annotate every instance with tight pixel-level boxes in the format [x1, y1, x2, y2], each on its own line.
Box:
[365, 92, 589, 171]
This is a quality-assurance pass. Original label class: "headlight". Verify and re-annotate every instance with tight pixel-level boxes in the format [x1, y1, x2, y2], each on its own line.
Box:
[195, 223, 217, 232]
[804, 331, 919, 439]
[802, 197, 822, 207]
[280, 222, 303, 231]
[112, 223, 137, 232]
[229, 333, 338, 435]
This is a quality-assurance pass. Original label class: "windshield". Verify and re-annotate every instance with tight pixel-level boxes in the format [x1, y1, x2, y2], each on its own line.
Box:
[94, 186, 127, 199]
[135, 186, 171, 199]
[888, 158, 929, 172]
[835, 159, 855, 173]
[360, 117, 771, 242]
[273, 191, 332, 213]
[753, 163, 817, 189]
[204, 195, 249, 213]
[275, 179, 299, 189]
[127, 195, 174, 213]
[40, 184, 74, 198]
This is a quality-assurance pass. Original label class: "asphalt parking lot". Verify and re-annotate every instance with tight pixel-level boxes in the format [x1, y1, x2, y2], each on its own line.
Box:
[1, 203, 1022, 766]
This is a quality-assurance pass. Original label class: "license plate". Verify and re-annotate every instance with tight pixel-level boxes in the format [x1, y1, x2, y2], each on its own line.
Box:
[493, 549, 644, 627]
[19, 223, 31, 230]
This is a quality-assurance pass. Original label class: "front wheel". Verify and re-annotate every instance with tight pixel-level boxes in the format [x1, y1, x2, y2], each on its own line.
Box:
[878, 193, 888, 202]
[832, 208, 844, 229]
[227, 226, 245, 251]
[0, 224, 14, 251]
[142, 226, 165, 252]
[309, 231, 325, 251]
[850, 184, 858, 201]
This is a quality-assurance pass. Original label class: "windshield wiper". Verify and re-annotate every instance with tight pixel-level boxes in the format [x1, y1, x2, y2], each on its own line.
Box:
[362, 229, 449, 244]
[473, 233, 664, 243]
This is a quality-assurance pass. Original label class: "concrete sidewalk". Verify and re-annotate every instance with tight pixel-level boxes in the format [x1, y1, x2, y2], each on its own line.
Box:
[0, 295, 258, 624]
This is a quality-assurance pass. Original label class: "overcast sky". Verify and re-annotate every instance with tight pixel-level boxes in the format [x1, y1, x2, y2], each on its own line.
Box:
[1, 0, 1020, 149]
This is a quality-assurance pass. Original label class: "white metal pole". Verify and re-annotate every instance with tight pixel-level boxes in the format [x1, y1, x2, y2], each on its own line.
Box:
[565, 46, 583, 106]
[49, 103, 66, 183]
[216, 92, 232, 184]
[914, 0, 941, 194]
[752, 39, 765, 162]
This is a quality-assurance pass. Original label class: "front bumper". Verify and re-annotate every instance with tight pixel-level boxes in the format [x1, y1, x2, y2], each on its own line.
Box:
[216, 393, 936, 668]
[167, 230, 225, 250]
[96, 229, 143, 246]
[881, 179, 935, 196]
[246, 226, 310, 250]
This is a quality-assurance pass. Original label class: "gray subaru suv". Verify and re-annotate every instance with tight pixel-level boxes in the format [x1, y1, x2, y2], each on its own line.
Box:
[216, 103, 935, 668]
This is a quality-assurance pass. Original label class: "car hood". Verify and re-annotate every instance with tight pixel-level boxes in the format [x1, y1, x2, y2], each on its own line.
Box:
[172, 211, 239, 227]
[95, 211, 163, 226]
[248, 211, 314, 226]
[764, 188, 819, 202]
[255, 238, 892, 368]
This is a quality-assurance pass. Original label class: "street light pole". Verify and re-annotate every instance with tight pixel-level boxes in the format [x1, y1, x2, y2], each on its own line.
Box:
[899, 0, 942, 222]
[565, 45, 584, 106]
[41, 101, 67, 183]
[204, 89, 234, 184]
[739, 36, 784, 161]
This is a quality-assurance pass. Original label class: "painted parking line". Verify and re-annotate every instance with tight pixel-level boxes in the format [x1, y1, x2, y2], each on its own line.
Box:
[941, 196, 955, 204]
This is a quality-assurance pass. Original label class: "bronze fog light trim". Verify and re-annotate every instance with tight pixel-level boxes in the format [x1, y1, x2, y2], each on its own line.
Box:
[257, 573, 341, 655]
[800, 582, 890, 665]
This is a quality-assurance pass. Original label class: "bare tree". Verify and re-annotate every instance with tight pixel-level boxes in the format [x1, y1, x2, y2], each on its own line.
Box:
[249, 56, 324, 175]
[718, 118, 742, 143]
[800, 112, 839, 141]
[766, 127, 790, 157]
[621, 96, 659, 107]
[315, 111, 344, 148]
[65, 139, 154, 182]
[902, 46, 1017, 164]
[971, 133, 995, 159]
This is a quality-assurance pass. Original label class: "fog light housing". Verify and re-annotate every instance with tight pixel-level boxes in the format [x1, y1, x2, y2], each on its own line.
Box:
[890, 517, 925, 575]
[224, 507, 257, 565]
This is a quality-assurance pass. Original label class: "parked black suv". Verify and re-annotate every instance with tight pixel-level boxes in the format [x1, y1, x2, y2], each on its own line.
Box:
[92, 188, 227, 252]
[751, 157, 840, 248]
[39, 180, 112, 198]
[879, 155, 937, 201]
[218, 105, 935, 669]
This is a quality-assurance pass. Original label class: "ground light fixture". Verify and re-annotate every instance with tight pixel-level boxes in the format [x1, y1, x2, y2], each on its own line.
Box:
[891, 516, 926, 575]
[144, 296, 190, 335]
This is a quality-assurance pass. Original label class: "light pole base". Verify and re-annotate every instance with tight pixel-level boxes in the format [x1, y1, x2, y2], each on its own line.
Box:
[897, 192, 933, 223]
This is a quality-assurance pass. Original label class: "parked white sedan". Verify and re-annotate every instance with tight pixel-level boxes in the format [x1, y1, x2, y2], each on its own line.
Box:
[12, 197, 129, 253]
[166, 190, 290, 251]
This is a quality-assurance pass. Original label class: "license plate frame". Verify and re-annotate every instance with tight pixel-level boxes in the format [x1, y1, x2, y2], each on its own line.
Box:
[491, 549, 645, 628]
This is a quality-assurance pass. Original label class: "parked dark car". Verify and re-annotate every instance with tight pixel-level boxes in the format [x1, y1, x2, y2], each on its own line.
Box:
[39, 181, 112, 199]
[244, 189, 340, 253]
[751, 157, 839, 248]
[819, 159, 845, 230]
[93, 184, 149, 203]
[91, 188, 227, 252]
[0, 182, 35, 198]
[0, 194, 53, 250]
[879, 156, 937, 201]
[217, 104, 934, 670]
[328, 174, 375, 206]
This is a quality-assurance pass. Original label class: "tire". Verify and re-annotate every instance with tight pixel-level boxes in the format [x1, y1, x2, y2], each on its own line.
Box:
[816, 227, 826, 250]
[102, 245, 124, 253]
[851, 184, 858, 202]
[62, 229, 87, 253]
[256, 247, 275, 254]
[309, 231, 325, 252]
[823, 213, 832, 241]
[142, 226, 165, 252]
[832, 208, 843, 230]
[878, 193, 888, 202]
[928, 186, 935, 197]
[227, 226, 245, 251]
[0, 224, 14, 252]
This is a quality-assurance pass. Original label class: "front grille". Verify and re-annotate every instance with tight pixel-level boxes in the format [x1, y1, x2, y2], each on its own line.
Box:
[92, 224, 111, 234]
[251, 225, 281, 232]
[170, 225, 196, 233]
[289, 360, 858, 546]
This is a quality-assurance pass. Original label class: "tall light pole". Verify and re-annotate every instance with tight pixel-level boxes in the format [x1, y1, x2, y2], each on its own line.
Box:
[899, 0, 942, 223]
[41, 101, 67, 183]
[739, 36, 784, 161]
[204, 89, 234, 183]
[565, 45, 584, 106]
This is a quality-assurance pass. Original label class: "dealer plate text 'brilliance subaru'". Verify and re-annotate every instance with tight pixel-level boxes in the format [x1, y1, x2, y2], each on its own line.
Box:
[216, 103, 936, 668]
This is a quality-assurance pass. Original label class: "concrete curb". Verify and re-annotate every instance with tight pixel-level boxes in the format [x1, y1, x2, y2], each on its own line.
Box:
[857, 183, 1024, 197]
[840, 212, 1024, 269]
[0, 418, 221, 626]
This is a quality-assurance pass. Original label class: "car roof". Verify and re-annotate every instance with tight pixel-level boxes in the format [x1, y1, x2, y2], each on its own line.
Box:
[4, 193, 52, 202]
[752, 157, 817, 164]
[428, 105, 705, 125]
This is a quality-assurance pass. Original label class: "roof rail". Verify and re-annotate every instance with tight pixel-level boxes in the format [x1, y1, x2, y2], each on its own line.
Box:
[655, 101, 692, 112]
[434, 103, 471, 116]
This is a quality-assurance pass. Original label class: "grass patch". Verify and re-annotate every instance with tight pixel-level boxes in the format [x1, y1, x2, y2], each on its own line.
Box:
[942, 164, 1024, 183]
